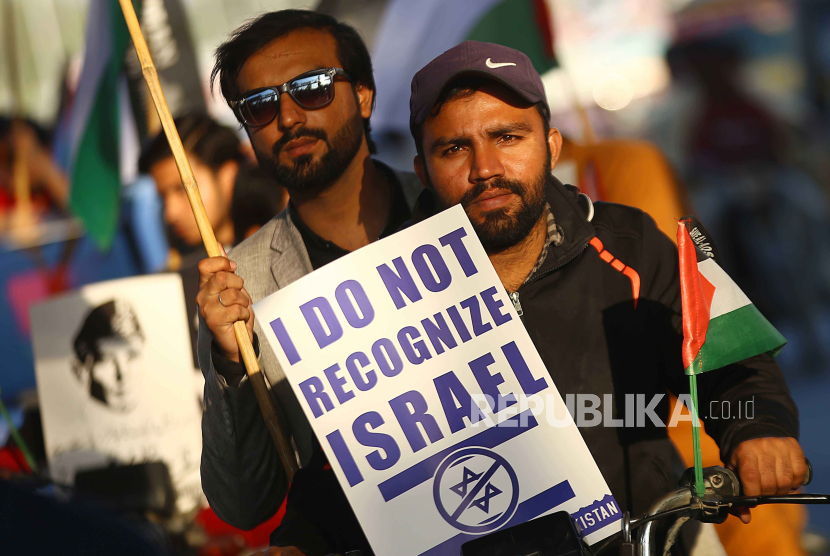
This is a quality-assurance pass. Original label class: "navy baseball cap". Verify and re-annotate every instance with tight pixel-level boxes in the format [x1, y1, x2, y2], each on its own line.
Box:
[410, 41, 548, 128]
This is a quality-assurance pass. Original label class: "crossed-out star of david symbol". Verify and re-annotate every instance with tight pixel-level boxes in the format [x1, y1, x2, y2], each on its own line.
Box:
[433, 447, 520, 535]
[471, 482, 503, 513]
[449, 466, 503, 514]
[449, 467, 481, 498]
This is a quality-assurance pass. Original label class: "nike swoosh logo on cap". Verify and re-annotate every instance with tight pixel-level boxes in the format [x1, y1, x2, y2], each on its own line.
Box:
[486, 58, 517, 69]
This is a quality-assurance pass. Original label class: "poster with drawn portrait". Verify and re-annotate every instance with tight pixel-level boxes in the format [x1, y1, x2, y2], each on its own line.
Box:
[30, 274, 203, 512]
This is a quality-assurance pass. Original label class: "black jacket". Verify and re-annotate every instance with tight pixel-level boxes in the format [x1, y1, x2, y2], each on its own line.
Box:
[271, 179, 799, 554]
[408, 178, 798, 515]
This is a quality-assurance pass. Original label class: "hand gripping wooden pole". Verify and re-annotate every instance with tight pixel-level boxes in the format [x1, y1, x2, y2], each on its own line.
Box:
[118, 0, 299, 482]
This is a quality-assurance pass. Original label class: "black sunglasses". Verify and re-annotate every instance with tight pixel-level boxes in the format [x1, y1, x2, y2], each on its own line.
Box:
[231, 67, 351, 128]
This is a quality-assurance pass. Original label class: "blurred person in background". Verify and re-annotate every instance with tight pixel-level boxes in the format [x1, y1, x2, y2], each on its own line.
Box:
[682, 41, 784, 169]
[138, 113, 247, 267]
[0, 118, 69, 229]
[195, 8, 423, 546]
[664, 39, 830, 377]
[139, 112, 288, 364]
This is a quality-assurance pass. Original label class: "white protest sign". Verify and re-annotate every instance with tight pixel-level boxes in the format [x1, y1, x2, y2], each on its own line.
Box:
[31, 274, 203, 512]
[256, 206, 620, 555]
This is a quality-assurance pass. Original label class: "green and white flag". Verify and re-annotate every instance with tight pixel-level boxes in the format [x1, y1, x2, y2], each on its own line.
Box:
[64, 0, 140, 250]
[678, 217, 786, 375]
[371, 0, 557, 133]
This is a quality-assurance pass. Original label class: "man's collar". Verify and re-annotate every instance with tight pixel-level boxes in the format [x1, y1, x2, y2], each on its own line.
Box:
[524, 203, 560, 284]
[536, 177, 596, 274]
[285, 201, 340, 252]
[274, 158, 401, 253]
[273, 158, 422, 253]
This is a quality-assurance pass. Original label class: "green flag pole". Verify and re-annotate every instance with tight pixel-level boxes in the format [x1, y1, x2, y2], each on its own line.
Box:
[688, 371, 705, 497]
[0, 386, 38, 473]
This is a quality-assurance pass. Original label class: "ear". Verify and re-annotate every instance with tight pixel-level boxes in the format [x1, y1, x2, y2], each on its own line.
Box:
[356, 83, 374, 120]
[217, 160, 239, 201]
[414, 155, 431, 189]
[78, 355, 95, 385]
[71, 358, 86, 381]
[547, 127, 563, 170]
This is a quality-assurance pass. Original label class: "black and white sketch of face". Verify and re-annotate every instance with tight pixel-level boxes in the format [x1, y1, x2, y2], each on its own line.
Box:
[72, 299, 145, 414]
[88, 335, 144, 413]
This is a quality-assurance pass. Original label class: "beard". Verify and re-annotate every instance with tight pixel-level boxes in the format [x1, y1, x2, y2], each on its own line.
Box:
[431, 161, 550, 252]
[254, 109, 364, 193]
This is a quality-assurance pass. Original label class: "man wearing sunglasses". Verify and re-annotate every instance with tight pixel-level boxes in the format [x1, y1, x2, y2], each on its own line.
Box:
[195, 8, 422, 544]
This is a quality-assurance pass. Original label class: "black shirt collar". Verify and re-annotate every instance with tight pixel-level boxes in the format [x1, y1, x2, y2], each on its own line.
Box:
[289, 161, 412, 270]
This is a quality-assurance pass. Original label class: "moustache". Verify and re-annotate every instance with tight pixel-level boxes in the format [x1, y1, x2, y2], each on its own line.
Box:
[272, 127, 329, 157]
[459, 178, 527, 208]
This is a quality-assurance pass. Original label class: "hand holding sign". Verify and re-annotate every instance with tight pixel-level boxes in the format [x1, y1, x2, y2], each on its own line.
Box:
[197, 255, 255, 362]
[255, 207, 620, 555]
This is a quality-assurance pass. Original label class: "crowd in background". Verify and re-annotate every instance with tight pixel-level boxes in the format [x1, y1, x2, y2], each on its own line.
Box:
[2, 0, 830, 554]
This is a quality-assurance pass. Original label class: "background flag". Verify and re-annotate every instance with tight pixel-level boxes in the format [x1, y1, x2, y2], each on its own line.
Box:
[371, 0, 557, 134]
[58, 0, 140, 250]
[678, 217, 786, 375]
[125, 0, 207, 139]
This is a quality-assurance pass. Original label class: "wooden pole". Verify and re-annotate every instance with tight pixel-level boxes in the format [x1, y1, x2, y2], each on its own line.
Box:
[5, 1, 34, 238]
[117, 0, 299, 482]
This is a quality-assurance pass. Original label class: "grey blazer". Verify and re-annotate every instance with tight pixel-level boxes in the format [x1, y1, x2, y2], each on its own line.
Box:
[199, 162, 424, 529]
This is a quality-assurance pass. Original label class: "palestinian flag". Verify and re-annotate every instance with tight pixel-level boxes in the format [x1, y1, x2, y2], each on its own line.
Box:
[678, 217, 786, 375]
[465, 0, 557, 74]
[58, 0, 140, 250]
[370, 0, 557, 133]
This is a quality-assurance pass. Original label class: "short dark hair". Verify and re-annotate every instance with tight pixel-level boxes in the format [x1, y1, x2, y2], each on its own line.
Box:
[211, 10, 377, 153]
[412, 76, 551, 159]
[138, 112, 244, 174]
[73, 300, 144, 365]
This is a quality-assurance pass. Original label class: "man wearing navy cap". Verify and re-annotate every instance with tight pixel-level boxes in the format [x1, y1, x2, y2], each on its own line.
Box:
[261, 42, 805, 556]
[405, 40, 805, 554]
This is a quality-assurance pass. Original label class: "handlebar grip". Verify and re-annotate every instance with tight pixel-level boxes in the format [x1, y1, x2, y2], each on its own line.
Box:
[803, 458, 813, 487]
